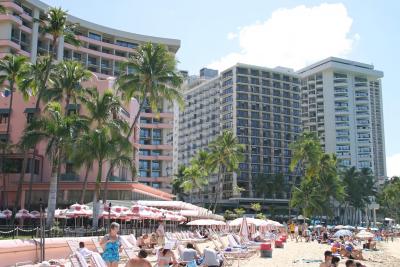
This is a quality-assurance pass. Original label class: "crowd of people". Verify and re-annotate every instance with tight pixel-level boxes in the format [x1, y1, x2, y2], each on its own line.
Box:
[74, 221, 223, 267]
[319, 250, 366, 267]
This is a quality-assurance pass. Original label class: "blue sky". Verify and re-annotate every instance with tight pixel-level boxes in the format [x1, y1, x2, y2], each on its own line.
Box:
[42, 0, 400, 176]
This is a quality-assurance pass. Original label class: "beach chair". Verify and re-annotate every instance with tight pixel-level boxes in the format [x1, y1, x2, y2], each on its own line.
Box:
[91, 237, 104, 254]
[91, 252, 107, 267]
[120, 235, 139, 259]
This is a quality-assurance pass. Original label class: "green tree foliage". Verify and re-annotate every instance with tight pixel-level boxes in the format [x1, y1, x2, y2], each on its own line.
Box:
[234, 207, 246, 217]
[378, 176, 400, 222]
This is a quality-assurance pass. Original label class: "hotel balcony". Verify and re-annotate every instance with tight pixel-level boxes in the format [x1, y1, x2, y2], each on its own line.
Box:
[0, 123, 8, 133]
[138, 144, 173, 150]
[138, 155, 173, 161]
[140, 122, 173, 129]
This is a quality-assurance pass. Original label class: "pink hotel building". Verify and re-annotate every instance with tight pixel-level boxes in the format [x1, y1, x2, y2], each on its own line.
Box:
[0, 0, 180, 208]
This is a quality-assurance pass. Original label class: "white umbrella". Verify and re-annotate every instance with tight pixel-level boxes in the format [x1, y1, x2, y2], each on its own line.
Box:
[187, 219, 225, 226]
[356, 230, 374, 239]
[344, 225, 355, 230]
[239, 216, 249, 239]
[334, 225, 345, 230]
[334, 229, 353, 237]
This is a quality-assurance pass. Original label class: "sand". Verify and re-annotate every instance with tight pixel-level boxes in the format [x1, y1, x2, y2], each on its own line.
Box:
[19, 236, 400, 267]
[219, 238, 400, 267]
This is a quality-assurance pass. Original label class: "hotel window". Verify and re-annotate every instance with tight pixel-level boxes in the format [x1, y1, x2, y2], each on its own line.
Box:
[116, 40, 138, 49]
[88, 32, 102, 41]
[152, 161, 160, 170]
[0, 113, 9, 124]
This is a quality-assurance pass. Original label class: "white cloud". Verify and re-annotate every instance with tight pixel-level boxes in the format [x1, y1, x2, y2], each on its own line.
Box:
[208, 3, 359, 71]
[387, 154, 400, 178]
[227, 32, 238, 40]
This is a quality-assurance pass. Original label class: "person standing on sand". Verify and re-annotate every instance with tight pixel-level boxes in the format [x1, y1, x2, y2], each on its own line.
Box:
[319, 250, 333, 267]
[156, 221, 165, 246]
[289, 221, 295, 240]
[100, 222, 122, 267]
[125, 249, 152, 267]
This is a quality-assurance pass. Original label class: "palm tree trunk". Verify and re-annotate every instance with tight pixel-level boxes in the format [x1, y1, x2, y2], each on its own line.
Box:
[212, 165, 222, 213]
[92, 161, 102, 229]
[46, 157, 59, 227]
[27, 35, 59, 209]
[0, 81, 14, 208]
[13, 150, 29, 218]
[79, 165, 90, 204]
[5, 81, 14, 142]
[102, 164, 113, 204]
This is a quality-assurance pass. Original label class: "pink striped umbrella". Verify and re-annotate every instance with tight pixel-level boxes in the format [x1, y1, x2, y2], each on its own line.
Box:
[2, 209, 12, 219]
[16, 209, 31, 219]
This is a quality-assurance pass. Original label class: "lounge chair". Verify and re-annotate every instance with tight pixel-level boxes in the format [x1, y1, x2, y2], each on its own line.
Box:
[91, 252, 107, 267]
[120, 235, 139, 259]
[91, 237, 104, 254]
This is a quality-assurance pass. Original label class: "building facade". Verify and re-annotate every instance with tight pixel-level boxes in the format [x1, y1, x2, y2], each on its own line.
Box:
[297, 57, 386, 184]
[177, 64, 302, 208]
[0, 0, 179, 208]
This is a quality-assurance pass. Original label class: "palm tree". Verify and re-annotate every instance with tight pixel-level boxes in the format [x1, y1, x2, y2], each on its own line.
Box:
[38, 7, 80, 59]
[22, 102, 87, 226]
[290, 179, 323, 218]
[76, 126, 129, 229]
[289, 132, 323, 179]
[117, 42, 184, 136]
[48, 60, 92, 113]
[77, 88, 128, 205]
[208, 130, 245, 213]
[172, 165, 188, 201]
[20, 57, 56, 210]
[0, 55, 29, 142]
[116, 43, 183, 181]
[0, 55, 30, 211]
[180, 164, 208, 202]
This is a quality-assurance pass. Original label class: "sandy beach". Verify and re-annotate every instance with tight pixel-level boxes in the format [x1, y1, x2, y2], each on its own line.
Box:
[208, 238, 400, 267]
[13, 236, 400, 267]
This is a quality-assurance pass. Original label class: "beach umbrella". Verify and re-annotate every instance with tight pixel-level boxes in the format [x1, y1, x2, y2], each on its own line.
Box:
[2, 209, 12, 219]
[334, 229, 353, 237]
[16, 209, 31, 219]
[187, 219, 225, 226]
[370, 227, 379, 231]
[239, 216, 249, 239]
[344, 225, 355, 230]
[30, 211, 41, 219]
[334, 225, 345, 230]
[55, 209, 67, 219]
[356, 230, 374, 239]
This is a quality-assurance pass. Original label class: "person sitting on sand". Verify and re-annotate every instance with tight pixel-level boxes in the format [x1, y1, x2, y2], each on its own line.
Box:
[319, 250, 333, 267]
[365, 238, 376, 250]
[345, 259, 356, 267]
[125, 249, 152, 267]
[150, 233, 158, 248]
[343, 242, 364, 260]
[137, 234, 150, 249]
[157, 242, 178, 267]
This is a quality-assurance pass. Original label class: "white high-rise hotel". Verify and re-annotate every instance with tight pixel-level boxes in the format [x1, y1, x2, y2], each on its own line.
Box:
[175, 57, 386, 206]
[298, 57, 386, 183]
